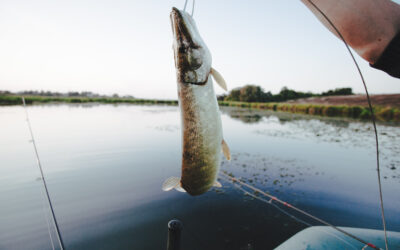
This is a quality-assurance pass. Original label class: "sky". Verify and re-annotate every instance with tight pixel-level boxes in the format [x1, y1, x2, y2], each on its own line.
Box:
[0, 0, 399, 99]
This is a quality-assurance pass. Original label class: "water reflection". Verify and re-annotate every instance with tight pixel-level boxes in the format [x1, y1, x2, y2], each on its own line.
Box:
[221, 106, 400, 180]
[0, 104, 399, 249]
[221, 106, 354, 127]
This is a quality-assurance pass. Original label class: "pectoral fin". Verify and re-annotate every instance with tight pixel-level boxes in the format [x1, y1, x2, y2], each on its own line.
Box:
[213, 180, 222, 188]
[222, 139, 231, 161]
[162, 176, 186, 192]
[211, 67, 227, 91]
[175, 186, 186, 192]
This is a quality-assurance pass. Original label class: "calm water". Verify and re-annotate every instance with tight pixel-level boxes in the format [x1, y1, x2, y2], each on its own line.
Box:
[0, 104, 399, 249]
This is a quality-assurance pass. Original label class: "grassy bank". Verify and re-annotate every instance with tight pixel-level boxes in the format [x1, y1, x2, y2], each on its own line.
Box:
[219, 101, 400, 122]
[2, 95, 399, 122]
[0, 95, 178, 106]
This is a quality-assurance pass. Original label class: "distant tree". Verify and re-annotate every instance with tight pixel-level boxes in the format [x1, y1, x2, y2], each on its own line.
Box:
[225, 88, 241, 101]
[279, 87, 296, 101]
[68, 91, 80, 97]
[274, 86, 315, 102]
[217, 94, 227, 101]
[224, 85, 269, 102]
[224, 85, 318, 103]
[6, 90, 105, 97]
[81, 91, 94, 97]
[264, 91, 273, 102]
[239, 85, 265, 102]
[322, 87, 353, 96]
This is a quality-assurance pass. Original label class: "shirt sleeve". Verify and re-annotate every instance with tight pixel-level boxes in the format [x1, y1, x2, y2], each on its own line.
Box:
[370, 32, 400, 79]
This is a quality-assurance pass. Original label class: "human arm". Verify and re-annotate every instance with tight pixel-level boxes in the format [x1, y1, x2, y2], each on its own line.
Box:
[301, 0, 400, 66]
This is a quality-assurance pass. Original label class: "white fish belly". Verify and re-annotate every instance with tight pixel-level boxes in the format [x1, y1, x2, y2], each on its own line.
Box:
[178, 77, 223, 195]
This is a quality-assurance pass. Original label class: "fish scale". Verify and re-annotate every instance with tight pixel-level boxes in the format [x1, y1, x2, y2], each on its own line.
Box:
[162, 7, 230, 196]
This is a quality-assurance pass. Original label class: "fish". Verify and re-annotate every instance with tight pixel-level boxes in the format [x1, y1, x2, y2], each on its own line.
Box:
[162, 7, 231, 196]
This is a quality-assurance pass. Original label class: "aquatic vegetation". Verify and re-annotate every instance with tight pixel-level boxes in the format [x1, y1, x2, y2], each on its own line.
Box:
[393, 110, 400, 122]
[0, 95, 178, 106]
[218, 101, 400, 122]
[376, 108, 394, 121]
[2, 94, 399, 122]
[359, 109, 372, 119]
[349, 106, 364, 118]
[0, 95, 22, 105]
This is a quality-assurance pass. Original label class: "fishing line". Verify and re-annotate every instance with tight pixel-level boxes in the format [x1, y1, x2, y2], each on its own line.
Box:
[229, 180, 312, 227]
[22, 97, 66, 250]
[222, 175, 358, 249]
[183, 0, 188, 11]
[191, 0, 195, 17]
[219, 172, 380, 249]
[182, 0, 195, 16]
[39, 184, 56, 250]
[305, 1, 388, 249]
[226, 178, 358, 250]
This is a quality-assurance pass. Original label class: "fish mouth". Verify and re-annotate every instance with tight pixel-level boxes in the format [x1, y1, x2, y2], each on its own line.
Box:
[170, 7, 197, 47]
[170, 7, 210, 84]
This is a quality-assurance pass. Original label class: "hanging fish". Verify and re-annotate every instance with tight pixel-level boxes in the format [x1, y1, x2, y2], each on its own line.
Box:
[163, 7, 231, 196]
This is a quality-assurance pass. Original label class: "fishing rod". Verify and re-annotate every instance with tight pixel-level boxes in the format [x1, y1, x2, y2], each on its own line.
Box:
[305, 1, 388, 249]
[219, 172, 381, 249]
[39, 185, 56, 250]
[22, 97, 66, 250]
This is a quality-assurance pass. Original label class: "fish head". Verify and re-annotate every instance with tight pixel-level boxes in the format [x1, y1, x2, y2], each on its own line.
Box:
[170, 7, 211, 85]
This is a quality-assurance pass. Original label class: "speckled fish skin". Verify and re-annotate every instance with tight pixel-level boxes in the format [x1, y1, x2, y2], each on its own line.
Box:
[170, 7, 223, 196]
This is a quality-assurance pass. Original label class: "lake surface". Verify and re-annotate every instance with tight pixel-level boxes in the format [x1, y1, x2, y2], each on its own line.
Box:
[0, 104, 399, 249]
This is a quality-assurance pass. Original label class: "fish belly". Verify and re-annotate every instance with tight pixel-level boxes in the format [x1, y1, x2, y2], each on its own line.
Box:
[178, 78, 222, 195]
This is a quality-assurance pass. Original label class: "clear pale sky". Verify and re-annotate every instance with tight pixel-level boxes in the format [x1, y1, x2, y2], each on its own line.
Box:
[0, 0, 399, 99]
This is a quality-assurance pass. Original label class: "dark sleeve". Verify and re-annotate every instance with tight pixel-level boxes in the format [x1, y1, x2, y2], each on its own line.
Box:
[370, 32, 400, 78]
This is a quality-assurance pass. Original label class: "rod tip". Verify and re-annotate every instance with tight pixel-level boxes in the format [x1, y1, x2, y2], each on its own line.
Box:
[168, 219, 183, 231]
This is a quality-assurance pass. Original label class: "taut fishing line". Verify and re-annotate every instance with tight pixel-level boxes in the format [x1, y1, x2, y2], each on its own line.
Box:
[191, 0, 195, 17]
[219, 1, 388, 248]
[226, 178, 359, 249]
[39, 185, 56, 250]
[219, 172, 380, 249]
[183, 0, 195, 16]
[305, 1, 388, 249]
[22, 97, 66, 250]
[183, 0, 188, 11]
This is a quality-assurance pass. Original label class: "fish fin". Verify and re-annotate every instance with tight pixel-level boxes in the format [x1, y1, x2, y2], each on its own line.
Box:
[175, 186, 187, 192]
[210, 67, 227, 91]
[213, 180, 222, 188]
[162, 177, 181, 191]
[222, 139, 231, 161]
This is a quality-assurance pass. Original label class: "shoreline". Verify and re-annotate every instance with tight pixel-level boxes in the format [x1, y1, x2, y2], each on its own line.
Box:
[219, 101, 400, 122]
[0, 95, 178, 106]
[1, 95, 399, 122]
